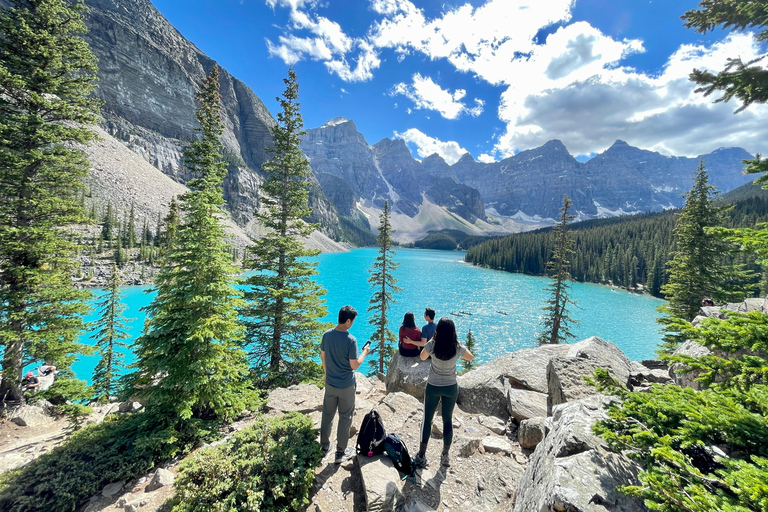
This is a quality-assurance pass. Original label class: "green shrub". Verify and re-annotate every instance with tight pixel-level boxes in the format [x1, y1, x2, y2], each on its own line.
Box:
[0, 412, 207, 512]
[593, 310, 768, 512]
[36, 376, 92, 406]
[169, 412, 323, 512]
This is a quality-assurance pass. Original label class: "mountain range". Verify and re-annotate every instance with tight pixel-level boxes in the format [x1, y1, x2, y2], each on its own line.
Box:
[79, 0, 756, 245]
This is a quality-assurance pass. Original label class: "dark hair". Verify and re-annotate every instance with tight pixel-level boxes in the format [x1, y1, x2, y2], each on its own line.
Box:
[424, 307, 435, 321]
[402, 311, 416, 328]
[338, 305, 358, 324]
[433, 317, 458, 361]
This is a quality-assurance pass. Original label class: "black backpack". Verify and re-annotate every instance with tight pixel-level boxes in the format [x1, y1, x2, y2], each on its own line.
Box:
[356, 409, 387, 456]
[384, 433, 413, 479]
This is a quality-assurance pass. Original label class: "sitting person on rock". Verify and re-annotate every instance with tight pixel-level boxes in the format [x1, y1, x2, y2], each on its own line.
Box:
[398, 311, 422, 357]
[22, 372, 39, 394]
[413, 317, 473, 469]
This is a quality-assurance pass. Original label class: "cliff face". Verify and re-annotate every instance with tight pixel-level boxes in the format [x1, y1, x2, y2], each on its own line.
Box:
[83, 0, 275, 225]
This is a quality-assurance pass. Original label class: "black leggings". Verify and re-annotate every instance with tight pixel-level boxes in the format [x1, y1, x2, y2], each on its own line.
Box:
[420, 383, 459, 446]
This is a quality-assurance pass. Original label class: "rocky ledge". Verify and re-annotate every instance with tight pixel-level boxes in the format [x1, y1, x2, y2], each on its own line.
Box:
[2, 334, 689, 512]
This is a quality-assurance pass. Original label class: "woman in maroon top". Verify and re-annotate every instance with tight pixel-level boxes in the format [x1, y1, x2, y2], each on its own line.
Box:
[398, 311, 422, 357]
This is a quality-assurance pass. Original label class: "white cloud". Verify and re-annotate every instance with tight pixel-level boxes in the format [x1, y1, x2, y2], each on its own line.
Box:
[390, 74, 484, 119]
[265, 0, 768, 158]
[477, 153, 496, 163]
[393, 128, 469, 164]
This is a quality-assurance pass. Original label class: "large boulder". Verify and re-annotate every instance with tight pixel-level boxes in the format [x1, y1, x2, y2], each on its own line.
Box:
[8, 400, 55, 427]
[506, 386, 548, 421]
[385, 351, 430, 400]
[513, 395, 648, 512]
[358, 454, 406, 512]
[670, 340, 711, 390]
[547, 337, 632, 414]
[458, 344, 569, 420]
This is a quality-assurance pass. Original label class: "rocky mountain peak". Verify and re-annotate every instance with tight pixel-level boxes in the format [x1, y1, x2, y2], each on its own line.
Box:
[457, 152, 475, 164]
[320, 117, 355, 129]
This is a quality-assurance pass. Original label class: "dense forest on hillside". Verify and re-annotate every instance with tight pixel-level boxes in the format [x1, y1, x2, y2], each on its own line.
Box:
[407, 229, 488, 250]
[465, 189, 768, 297]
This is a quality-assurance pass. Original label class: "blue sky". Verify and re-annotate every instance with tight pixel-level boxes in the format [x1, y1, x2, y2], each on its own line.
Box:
[151, 0, 767, 165]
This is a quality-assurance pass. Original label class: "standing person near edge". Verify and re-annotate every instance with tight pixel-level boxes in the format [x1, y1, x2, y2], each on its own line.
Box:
[413, 317, 473, 469]
[320, 305, 370, 465]
[398, 311, 422, 357]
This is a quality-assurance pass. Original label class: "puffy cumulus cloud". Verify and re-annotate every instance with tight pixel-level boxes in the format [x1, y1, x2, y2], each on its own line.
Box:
[266, 1, 380, 82]
[477, 153, 496, 163]
[496, 32, 768, 158]
[370, 0, 576, 85]
[393, 128, 469, 164]
[390, 74, 484, 119]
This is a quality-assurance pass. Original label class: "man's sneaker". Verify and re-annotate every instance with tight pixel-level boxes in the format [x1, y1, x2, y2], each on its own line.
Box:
[440, 453, 451, 467]
[412, 454, 428, 469]
[334, 447, 355, 464]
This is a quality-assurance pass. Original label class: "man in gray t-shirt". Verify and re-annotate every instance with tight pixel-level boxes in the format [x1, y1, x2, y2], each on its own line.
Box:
[320, 305, 369, 465]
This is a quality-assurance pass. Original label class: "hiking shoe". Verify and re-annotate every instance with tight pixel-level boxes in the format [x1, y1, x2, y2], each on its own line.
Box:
[334, 447, 355, 464]
[441, 453, 451, 467]
[412, 454, 428, 469]
[321, 443, 334, 455]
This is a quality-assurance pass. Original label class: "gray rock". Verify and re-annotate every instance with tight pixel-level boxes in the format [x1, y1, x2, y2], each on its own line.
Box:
[377, 392, 422, 433]
[513, 395, 648, 512]
[358, 455, 406, 512]
[458, 344, 569, 420]
[430, 416, 462, 438]
[453, 435, 483, 457]
[469, 458, 525, 512]
[118, 401, 143, 413]
[506, 386, 548, 421]
[101, 481, 125, 498]
[266, 384, 323, 414]
[670, 340, 711, 390]
[385, 351, 430, 400]
[481, 436, 513, 455]
[355, 372, 375, 396]
[518, 417, 548, 450]
[145, 467, 174, 492]
[8, 401, 55, 428]
[122, 497, 150, 512]
[547, 337, 632, 414]
[477, 415, 507, 435]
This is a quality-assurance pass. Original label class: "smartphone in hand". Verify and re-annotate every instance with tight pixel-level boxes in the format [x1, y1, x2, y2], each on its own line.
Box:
[362, 341, 371, 350]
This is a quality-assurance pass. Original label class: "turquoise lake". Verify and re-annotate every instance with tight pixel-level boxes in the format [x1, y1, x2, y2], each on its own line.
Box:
[72, 248, 666, 380]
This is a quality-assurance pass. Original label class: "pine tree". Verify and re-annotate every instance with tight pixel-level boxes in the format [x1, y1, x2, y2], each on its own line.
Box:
[242, 69, 328, 388]
[658, 161, 751, 352]
[537, 195, 578, 345]
[91, 262, 131, 403]
[462, 329, 476, 373]
[367, 201, 402, 375]
[102, 202, 114, 246]
[0, 0, 99, 401]
[132, 66, 251, 422]
[161, 197, 179, 250]
[126, 201, 136, 249]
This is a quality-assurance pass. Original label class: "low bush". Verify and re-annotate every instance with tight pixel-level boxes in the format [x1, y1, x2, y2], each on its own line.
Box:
[168, 412, 323, 512]
[0, 412, 211, 512]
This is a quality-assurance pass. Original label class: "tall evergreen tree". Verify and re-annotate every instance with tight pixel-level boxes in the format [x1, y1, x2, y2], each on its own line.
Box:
[161, 197, 179, 250]
[462, 329, 476, 373]
[132, 66, 250, 422]
[367, 201, 402, 375]
[91, 262, 131, 402]
[537, 195, 578, 345]
[102, 202, 114, 245]
[242, 69, 328, 388]
[0, 0, 99, 401]
[657, 161, 750, 351]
